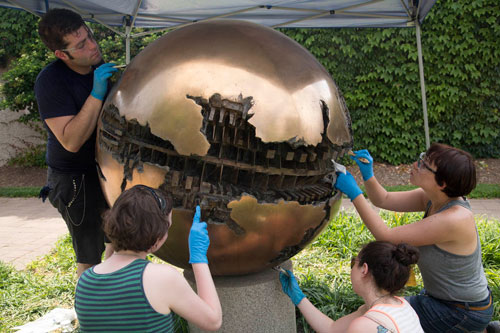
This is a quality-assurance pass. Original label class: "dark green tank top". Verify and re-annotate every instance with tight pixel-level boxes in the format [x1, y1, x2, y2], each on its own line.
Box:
[75, 259, 174, 332]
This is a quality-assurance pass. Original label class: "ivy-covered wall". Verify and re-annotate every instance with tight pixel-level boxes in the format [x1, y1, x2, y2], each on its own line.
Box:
[0, 8, 39, 67]
[282, 0, 500, 163]
[1, 0, 499, 164]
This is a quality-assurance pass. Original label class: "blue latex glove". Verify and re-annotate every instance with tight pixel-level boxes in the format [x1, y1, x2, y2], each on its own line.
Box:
[91, 63, 118, 101]
[279, 270, 306, 306]
[350, 149, 374, 181]
[334, 171, 363, 201]
[189, 205, 210, 264]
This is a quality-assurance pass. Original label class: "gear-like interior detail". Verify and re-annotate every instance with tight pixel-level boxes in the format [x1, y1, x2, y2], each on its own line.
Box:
[99, 94, 350, 226]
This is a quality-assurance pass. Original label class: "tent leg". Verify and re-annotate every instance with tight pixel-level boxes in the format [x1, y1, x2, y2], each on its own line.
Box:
[125, 25, 131, 64]
[416, 21, 430, 149]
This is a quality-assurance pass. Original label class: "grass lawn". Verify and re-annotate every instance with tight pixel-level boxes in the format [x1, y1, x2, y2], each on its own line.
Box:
[0, 186, 42, 198]
[1, 211, 499, 332]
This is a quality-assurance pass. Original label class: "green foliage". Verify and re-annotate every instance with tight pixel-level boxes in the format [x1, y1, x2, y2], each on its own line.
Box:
[479, 219, 500, 269]
[0, 8, 39, 67]
[7, 143, 47, 167]
[282, 0, 500, 163]
[423, 0, 500, 159]
[0, 8, 43, 119]
[0, 41, 53, 118]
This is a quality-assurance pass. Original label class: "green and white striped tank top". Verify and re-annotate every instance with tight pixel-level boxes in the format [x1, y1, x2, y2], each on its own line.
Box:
[75, 259, 174, 332]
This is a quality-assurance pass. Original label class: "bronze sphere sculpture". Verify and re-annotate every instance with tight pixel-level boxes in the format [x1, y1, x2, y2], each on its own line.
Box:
[96, 19, 353, 275]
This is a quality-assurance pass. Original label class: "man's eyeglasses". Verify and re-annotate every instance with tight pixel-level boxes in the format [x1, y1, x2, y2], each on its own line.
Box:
[417, 152, 437, 174]
[59, 26, 95, 53]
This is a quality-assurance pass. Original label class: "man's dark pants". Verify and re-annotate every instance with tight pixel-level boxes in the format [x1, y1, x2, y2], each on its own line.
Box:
[44, 167, 107, 265]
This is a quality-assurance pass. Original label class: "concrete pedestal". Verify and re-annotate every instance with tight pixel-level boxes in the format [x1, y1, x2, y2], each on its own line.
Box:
[183, 260, 296, 333]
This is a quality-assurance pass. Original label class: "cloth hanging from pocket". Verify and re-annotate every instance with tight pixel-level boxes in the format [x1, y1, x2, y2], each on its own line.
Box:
[38, 185, 52, 202]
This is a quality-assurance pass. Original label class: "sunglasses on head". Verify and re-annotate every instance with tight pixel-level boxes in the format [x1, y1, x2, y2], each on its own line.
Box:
[137, 185, 167, 214]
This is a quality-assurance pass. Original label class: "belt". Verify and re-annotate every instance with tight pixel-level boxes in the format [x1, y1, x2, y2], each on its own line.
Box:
[453, 293, 492, 311]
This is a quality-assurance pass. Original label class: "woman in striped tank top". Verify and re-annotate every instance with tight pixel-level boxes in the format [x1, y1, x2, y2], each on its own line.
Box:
[75, 185, 222, 332]
[279, 241, 423, 332]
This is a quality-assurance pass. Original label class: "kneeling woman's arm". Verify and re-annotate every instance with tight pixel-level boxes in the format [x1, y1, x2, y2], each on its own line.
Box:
[280, 270, 366, 333]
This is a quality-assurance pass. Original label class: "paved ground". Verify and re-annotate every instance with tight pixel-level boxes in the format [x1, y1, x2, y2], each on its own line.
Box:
[0, 198, 66, 269]
[1, 197, 499, 270]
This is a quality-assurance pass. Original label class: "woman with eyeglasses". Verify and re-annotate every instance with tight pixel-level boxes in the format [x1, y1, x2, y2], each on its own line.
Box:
[334, 143, 493, 332]
[75, 185, 222, 332]
[279, 241, 423, 332]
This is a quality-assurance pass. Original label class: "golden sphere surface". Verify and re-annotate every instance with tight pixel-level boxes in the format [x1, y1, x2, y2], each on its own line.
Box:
[97, 19, 352, 275]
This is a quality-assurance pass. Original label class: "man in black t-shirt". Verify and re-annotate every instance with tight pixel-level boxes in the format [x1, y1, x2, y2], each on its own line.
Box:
[35, 8, 117, 277]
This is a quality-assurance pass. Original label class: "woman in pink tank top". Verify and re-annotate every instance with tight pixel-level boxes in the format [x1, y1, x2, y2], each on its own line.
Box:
[279, 241, 424, 332]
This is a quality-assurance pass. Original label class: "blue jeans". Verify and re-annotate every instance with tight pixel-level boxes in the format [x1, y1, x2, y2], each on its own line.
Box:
[406, 289, 493, 332]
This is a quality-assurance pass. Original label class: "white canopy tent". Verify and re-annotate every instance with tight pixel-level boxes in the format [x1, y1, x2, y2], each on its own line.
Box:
[0, 0, 437, 147]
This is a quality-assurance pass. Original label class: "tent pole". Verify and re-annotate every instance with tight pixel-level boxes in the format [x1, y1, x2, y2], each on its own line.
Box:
[125, 23, 131, 64]
[415, 21, 430, 149]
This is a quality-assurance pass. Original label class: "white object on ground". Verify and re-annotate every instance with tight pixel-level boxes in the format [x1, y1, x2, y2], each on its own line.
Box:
[12, 308, 76, 333]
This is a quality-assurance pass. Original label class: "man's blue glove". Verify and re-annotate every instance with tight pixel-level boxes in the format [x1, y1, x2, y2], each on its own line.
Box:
[334, 171, 363, 201]
[279, 270, 306, 306]
[91, 63, 118, 101]
[350, 149, 374, 181]
[189, 205, 210, 264]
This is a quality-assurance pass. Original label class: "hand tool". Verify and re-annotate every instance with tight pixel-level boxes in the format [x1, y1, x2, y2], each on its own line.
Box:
[272, 265, 290, 276]
[348, 151, 370, 164]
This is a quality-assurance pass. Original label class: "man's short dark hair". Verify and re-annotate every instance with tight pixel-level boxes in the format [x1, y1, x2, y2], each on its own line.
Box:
[38, 8, 85, 51]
